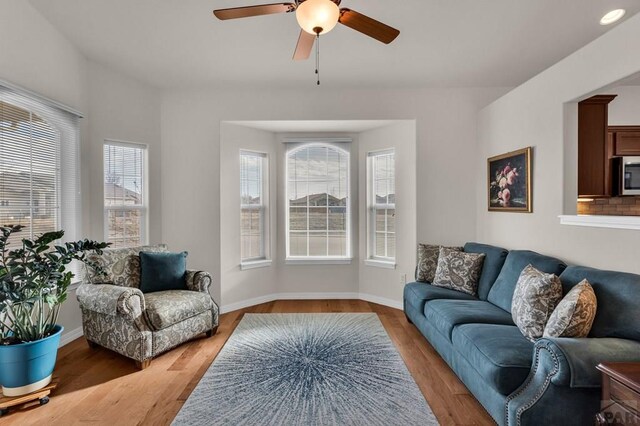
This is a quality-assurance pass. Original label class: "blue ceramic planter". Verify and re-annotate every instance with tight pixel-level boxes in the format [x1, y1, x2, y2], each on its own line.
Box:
[0, 325, 63, 396]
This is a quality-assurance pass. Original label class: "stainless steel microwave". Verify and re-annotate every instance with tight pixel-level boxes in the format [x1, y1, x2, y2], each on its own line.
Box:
[621, 156, 640, 195]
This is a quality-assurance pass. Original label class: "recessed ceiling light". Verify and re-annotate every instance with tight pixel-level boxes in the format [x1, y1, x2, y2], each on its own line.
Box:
[600, 9, 626, 25]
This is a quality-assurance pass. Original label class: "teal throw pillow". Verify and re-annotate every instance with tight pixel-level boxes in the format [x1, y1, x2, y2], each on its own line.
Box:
[139, 251, 188, 293]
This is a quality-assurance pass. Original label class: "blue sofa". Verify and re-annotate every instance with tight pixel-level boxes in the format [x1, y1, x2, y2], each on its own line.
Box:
[404, 242, 640, 425]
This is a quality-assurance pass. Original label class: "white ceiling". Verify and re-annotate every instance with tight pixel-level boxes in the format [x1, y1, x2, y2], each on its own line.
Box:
[29, 0, 640, 90]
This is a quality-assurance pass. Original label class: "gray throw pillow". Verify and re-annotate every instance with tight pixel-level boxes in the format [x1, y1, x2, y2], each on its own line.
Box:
[543, 279, 597, 338]
[511, 264, 563, 341]
[416, 244, 462, 283]
[432, 247, 485, 296]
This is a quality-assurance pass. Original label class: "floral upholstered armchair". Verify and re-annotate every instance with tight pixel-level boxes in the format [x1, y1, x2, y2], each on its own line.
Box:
[76, 244, 219, 369]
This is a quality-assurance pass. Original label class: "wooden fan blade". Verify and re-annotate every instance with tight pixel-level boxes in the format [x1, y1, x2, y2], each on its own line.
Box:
[293, 30, 315, 60]
[338, 8, 400, 44]
[213, 3, 295, 20]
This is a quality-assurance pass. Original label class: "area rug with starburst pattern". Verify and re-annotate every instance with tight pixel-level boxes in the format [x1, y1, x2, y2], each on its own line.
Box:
[172, 313, 438, 425]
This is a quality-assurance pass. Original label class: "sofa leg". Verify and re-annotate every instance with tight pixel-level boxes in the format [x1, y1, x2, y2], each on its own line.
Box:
[405, 313, 413, 324]
[135, 359, 151, 370]
[87, 339, 99, 349]
[206, 326, 218, 338]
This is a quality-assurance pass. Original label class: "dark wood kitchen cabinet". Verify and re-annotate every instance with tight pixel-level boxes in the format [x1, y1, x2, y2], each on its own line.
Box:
[610, 126, 640, 156]
[578, 95, 617, 197]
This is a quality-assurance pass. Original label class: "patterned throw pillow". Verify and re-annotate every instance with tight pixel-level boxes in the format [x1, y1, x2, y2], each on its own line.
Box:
[511, 265, 563, 341]
[432, 247, 485, 296]
[85, 244, 168, 287]
[416, 244, 462, 283]
[543, 280, 597, 338]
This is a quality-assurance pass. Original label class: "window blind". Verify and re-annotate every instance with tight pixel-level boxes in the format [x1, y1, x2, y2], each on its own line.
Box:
[0, 83, 81, 248]
[103, 141, 147, 248]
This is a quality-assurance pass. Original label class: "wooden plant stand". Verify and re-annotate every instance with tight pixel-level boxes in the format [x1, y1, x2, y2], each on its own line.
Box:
[0, 376, 58, 417]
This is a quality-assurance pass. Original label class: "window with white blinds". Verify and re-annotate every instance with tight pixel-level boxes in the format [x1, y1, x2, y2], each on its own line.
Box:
[0, 82, 81, 248]
[368, 149, 395, 261]
[286, 143, 350, 260]
[103, 141, 147, 248]
[240, 151, 268, 262]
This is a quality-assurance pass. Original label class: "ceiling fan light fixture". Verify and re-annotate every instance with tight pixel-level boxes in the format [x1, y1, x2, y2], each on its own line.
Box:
[600, 9, 626, 25]
[296, 0, 340, 35]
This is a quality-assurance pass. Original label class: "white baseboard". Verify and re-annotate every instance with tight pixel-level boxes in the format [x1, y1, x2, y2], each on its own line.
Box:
[277, 292, 361, 300]
[59, 326, 84, 347]
[358, 293, 403, 310]
[220, 294, 278, 314]
[220, 292, 402, 314]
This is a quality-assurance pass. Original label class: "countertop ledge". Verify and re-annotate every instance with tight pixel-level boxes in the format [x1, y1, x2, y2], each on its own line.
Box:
[559, 215, 640, 230]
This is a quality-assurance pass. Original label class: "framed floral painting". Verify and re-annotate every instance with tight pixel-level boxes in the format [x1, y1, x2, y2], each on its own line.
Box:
[488, 147, 532, 212]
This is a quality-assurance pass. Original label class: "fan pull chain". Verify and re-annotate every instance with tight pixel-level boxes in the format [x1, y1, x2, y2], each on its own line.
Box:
[315, 33, 320, 86]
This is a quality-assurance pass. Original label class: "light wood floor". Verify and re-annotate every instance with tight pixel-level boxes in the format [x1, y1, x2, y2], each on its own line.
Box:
[4, 300, 494, 425]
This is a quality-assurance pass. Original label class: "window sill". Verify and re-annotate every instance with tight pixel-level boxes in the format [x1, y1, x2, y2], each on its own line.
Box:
[364, 259, 396, 269]
[240, 259, 272, 270]
[558, 215, 640, 230]
[285, 257, 353, 265]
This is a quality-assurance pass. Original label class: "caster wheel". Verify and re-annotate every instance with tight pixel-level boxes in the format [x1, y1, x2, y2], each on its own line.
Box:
[0, 408, 9, 417]
[39, 396, 50, 405]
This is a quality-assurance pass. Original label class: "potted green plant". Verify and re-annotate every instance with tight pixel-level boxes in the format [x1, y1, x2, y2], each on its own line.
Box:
[0, 225, 108, 397]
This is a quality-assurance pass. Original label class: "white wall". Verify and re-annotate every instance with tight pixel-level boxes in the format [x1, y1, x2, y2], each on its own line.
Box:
[609, 85, 640, 125]
[220, 123, 278, 306]
[162, 87, 506, 307]
[0, 1, 162, 342]
[86, 61, 163, 243]
[0, 1, 89, 343]
[358, 122, 417, 302]
[477, 13, 640, 273]
[0, 1, 87, 113]
[275, 133, 360, 297]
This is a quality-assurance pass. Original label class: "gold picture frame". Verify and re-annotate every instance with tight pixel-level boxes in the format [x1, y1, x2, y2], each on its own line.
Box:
[487, 147, 532, 213]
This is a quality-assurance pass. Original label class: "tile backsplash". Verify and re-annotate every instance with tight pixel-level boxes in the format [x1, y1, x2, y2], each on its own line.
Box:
[577, 197, 640, 216]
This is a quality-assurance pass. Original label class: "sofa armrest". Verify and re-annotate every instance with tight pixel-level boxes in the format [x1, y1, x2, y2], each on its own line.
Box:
[505, 337, 640, 425]
[185, 270, 213, 293]
[538, 337, 640, 388]
[76, 283, 145, 321]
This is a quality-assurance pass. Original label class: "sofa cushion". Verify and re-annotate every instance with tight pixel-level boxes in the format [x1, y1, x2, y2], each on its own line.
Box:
[559, 266, 640, 341]
[424, 300, 514, 340]
[416, 243, 462, 282]
[85, 244, 168, 287]
[511, 265, 563, 341]
[487, 250, 566, 312]
[452, 323, 534, 395]
[544, 279, 597, 338]
[140, 251, 188, 293]
[144, 290, 213, 331]
[464, 243, 509, 301]
[433, 248, 486, 296]
[404, 282, 476, 313]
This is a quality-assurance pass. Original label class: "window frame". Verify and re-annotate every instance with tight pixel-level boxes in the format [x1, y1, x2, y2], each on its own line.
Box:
[367, 148, 396, 267]
[285, 142, 352, 264]
[103, 139, 149, 248]
[240, 150, 270, 266]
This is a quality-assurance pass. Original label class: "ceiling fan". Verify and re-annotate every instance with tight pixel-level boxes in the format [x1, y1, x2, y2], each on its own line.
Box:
[212, 0, 400, 61]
